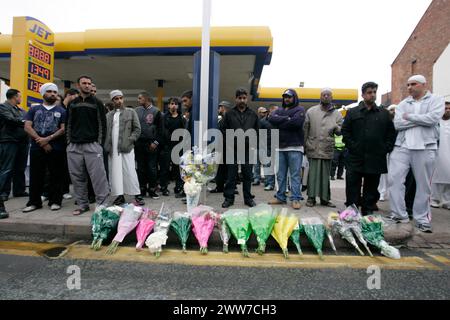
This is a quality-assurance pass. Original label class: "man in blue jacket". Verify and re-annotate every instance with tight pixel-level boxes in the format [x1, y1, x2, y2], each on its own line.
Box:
[268, 89, 306, 210]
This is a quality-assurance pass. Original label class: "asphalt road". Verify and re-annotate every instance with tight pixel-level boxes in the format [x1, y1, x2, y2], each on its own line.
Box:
[0, 249, 449, 300]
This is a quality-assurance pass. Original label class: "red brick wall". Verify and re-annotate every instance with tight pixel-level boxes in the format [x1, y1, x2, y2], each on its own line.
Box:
[391, 0, 450, 103]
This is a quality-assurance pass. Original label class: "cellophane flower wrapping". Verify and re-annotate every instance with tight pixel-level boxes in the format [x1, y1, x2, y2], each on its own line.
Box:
[107, 204, 143, 254]
[361, 215, 401, 259]
[179, 146, 218, 185]
[135, 208, 158, 251]
[170, 211, 192, 252]
[328, 212, 364, 256]
[301, 217, 326, 259]
[248, 204, 277, 255]
[223, 209, 252, 257]
[290, 222, 303, 255]
[339, 205, 373, 257]
[271, 208, 299, 259]
[184, 180, 202, 213]
[216, 214, 231, 253]
[191, 205, 217, 254]
[91, 206, 122, 250]
[146, 204, 172, 257]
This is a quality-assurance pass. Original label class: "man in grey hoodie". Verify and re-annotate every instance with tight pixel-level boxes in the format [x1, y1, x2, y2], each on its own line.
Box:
[387, 75, 445, 233]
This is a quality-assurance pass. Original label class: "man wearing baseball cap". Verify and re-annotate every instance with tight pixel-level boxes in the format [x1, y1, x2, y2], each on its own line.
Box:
[387, 75, 445, 233]
[22, 83, 67, 212]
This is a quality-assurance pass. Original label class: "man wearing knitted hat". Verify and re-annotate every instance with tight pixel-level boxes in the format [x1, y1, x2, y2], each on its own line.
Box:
[387, 75, 445, 233]
[22, 83, 67, 212]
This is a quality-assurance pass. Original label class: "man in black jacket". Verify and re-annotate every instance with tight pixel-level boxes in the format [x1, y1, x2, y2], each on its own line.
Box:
[221, 88, 259, 208]
[160, 97, 186, 196]
[342, 82, 396, 215]
[66, 76, 109, 215]
[135, 91, 163, 200]
[0, 89, 27, 218]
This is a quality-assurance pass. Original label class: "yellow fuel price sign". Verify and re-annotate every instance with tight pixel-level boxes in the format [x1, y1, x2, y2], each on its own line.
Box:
[10, 16, 54, 109]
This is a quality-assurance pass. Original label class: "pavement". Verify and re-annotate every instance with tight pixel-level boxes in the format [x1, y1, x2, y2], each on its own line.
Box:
[0, 179, 449, 252]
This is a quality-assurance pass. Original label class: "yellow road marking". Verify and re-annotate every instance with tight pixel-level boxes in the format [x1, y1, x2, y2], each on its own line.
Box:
[426, 254, 450, 266]
[0, 241, 441, 270]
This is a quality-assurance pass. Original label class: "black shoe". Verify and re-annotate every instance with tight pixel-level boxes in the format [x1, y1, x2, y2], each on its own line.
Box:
[362, 210, 374, 216]
[330, 176, 335, 180]
[222, 199, 234, 208]
[148, 190, 160, 200]
[175, 192, 186, 199]
[113, 195, 126, 206]
[89, 197, 96, 204]
[244, 199, 256, 207]
[161, 189, 170, 197]
[134, 196, 145, 206]
[337, 176, 344, 180]
[209, 188, 223, 194]
[234, 190, 239, 195]
[252, 181, 260, 186]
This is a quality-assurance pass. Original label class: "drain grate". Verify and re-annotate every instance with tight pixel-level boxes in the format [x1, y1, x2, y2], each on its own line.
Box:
[38, 246, 68, 259]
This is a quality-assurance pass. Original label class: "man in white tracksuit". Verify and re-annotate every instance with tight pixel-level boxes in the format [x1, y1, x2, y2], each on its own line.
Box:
[387, 75, 445, 233]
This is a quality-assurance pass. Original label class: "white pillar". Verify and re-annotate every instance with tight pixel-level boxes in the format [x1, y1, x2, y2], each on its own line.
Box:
[198, 0, 211, 153]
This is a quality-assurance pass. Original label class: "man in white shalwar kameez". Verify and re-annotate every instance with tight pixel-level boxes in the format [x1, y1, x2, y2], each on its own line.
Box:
[431, 101, 450, 210]
[105, 90, 143, 206]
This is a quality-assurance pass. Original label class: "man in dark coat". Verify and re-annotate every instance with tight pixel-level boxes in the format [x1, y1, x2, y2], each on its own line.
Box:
[221, 88, 259, 208]
[342, 82, 396, 215]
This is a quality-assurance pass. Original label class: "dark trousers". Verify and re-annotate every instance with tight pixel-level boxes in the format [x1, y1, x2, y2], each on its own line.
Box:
[331, 148, 345, 178]
[135, 141, 158, 193]
[215, 163, 228, 191]
[0, 143, 19, 207]
[27, 149, 64, 207]
[224, 164, 253, 201]
[405, 169, 416, 216]
[159, 146, 183, 193]
[0, 142, 29, 197]
[345, 170, 381, 214]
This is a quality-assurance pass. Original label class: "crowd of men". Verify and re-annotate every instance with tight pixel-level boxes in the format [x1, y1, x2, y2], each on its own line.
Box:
[0, 74, 448, 234]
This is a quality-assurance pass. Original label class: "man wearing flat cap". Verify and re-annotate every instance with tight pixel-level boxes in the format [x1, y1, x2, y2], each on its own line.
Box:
[387, 75, 445, 233]
[22, 83, 67, 212]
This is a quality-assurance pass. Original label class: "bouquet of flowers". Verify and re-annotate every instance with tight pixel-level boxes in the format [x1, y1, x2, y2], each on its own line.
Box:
[361, 215, 401, 259]
[339, 205, 373, 257]
[328, 212, 364, 256]
[184, 180, 202, 213]
[191, 205, 217, 254]
[301, 217, 329, 259]
[271, 208, 298, 259]
[216, 214, 232, 253]
[135, 208, 158, 251]
[223, 209, 252, 257]
[179, 146, 218, 185]
[170, 211, 192, 253]
[146, 203, 172, 257]
[91, 206, 122, 251]
[106, 204, 143, 255]
[290, 222, 303, 255]
[248, 204, 277, 255]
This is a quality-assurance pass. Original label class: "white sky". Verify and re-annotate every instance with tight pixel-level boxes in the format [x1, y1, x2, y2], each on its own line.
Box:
[1, 0, 432, 99]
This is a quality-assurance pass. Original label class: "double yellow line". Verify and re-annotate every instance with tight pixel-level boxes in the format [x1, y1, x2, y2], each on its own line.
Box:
[0, 241, 445, 270]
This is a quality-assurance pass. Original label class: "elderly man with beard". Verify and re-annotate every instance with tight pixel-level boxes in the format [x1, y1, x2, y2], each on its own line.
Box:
[304, 88, 343, 208]
[22, 83, 67, 212]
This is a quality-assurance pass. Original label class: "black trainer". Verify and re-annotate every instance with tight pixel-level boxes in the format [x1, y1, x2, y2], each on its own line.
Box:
[244, 199, 256, 207]
[148, 190, 160, 200]
[222, 199, 234, 208]
[113, 195, 126, 206]
[134, 196, 145, 206]
[161, 189, 170, 197]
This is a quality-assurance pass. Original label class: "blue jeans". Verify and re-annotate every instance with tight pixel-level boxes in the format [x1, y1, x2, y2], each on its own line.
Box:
[275, 151, 303, 202]
[253, 159, 261, 183]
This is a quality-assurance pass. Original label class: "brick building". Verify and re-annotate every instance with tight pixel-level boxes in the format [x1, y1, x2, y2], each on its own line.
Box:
[390, 0, 450, 104]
